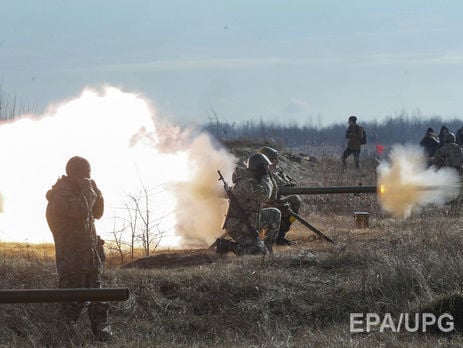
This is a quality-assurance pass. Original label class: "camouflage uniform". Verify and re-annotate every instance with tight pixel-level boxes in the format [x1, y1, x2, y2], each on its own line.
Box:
[268, 169, 302, 243]
[256, 147, 302, 244]
[46, 167, 111, 340]
[223, 167, 281, 255]
[433, 143, 463, 172]
[419, 129, 440, 159]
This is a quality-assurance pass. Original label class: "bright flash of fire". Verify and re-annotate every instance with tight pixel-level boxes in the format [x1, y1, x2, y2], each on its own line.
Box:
[0, 87, 235, 247]
[379, 184, 385, 195]
[377, 144, 460, 218]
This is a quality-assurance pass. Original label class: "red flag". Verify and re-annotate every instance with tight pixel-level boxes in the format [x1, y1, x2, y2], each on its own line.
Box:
[376, 144, 385, 155]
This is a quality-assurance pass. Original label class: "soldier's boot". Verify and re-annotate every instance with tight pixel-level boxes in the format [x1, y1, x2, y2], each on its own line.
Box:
[216, 238, 238, 255]
[88, 302, 113, 342]
[60, 301, 85, 323]
[240, 239, 267, 256]
[264, 240, 273, 254]
[276, 216, 296, 245]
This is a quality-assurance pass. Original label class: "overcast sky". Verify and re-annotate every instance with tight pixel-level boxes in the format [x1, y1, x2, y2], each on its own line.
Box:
[2, 1, 463, 126]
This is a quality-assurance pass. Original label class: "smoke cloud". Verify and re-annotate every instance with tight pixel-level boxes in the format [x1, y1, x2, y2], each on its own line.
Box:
[0, 86, 235, 248]
[377, 145, 460, 218]
[172, 134, 236, 247]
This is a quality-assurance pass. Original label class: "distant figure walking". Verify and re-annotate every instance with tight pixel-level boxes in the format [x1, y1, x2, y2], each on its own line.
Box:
[419, 128, 440, 161]
[341, 115, 365, 170]
[438, 125, 450, 148]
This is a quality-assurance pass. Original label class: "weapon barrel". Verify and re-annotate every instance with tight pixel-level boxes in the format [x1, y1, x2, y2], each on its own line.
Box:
[0, 288, 129, 304]
[279, 185, 377, 196]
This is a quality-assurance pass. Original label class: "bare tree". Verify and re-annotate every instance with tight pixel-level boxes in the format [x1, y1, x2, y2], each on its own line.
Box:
[109, 217, 127, 265]
[208, 106, 220, 139]
[110, 181, 176, 261]
[0, 77, 36, 120]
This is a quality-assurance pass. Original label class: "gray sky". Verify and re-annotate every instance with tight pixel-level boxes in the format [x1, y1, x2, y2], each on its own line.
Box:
[2, 1, 463, 126]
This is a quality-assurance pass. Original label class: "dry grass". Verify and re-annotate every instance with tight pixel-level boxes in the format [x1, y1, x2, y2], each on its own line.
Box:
[1, 153, 463, 347]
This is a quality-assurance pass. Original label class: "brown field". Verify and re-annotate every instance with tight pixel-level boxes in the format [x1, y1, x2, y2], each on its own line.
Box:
[1, 150, 463, 347]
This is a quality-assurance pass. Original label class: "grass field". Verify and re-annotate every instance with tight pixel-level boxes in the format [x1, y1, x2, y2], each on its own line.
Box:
[1, 152, 463, 347]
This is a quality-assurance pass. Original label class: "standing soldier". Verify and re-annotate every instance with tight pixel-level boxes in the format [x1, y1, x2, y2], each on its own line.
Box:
[456, 125, 463, 146]
[341, 115, 364, 170]
[45, 156, 112, 342]
[419, 127, 440, 164]
[257, 146, 302, 245]
[438, 125, 450, 148]
[221, 153, 281, 255]
[433, 133, 463, 173]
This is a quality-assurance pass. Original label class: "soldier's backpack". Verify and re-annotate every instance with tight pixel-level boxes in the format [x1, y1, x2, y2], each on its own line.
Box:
[360, 127, 367, 145]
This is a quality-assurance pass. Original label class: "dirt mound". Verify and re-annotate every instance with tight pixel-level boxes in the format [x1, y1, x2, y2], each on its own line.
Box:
[221, 140, 319, 186]
[124, 249, 224, 269]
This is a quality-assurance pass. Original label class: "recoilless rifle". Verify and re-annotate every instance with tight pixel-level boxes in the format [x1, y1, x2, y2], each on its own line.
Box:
[276, 184, 379, 243]
[213, 175, 377, 248]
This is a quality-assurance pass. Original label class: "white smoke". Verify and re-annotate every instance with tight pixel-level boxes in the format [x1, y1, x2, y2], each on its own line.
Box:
[0, 86, 235, 247]
[377, 144, 460, 218]
[173, 134, 236, 247]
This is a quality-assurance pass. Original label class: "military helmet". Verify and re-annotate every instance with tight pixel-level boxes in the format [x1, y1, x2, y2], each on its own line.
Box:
[66, 156, 91, 178]
[246, 153, 271, 172]
[257, 146, 279, 161]
[445, 132, 456, 143]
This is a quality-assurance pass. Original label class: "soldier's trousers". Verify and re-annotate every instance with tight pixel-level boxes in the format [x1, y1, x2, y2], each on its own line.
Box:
[229, 207, 281, 255]
[276, 195, 302, 239]
[342, 148, 360, 169]
[59, 271, 110, 336]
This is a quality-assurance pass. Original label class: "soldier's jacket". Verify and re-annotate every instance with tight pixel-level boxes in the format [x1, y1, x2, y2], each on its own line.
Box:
[271, 167, 297, 188]
[224, 168, 275, 234]
[345, 124, 363, 150]
[420, 134, 440, 158]
[45, 176, 104, 279]
[433, 143, 463, 169]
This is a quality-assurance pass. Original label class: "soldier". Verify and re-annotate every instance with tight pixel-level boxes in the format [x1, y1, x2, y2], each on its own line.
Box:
[433, 132, 463, 173]
[419, 127, 440, 164]
[222, 153, 281, 255]
[45, 156, 112, 342]
[341, 115, 364, 170]
[438, 125, 450, 148]
[456, 125, 463, 146]
[257, 146, 302, 245]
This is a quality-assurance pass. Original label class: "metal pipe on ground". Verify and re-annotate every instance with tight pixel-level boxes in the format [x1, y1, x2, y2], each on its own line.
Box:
[0, 288, 129, 304]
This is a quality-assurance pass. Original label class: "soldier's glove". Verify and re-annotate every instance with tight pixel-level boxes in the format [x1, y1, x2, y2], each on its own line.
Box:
[78, 178, 97, 207]
[90, 179, 103, 197]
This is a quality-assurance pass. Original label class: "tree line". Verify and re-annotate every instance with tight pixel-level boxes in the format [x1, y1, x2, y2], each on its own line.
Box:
[202, 114, 463, 150]
[0, 79, 36, 120]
